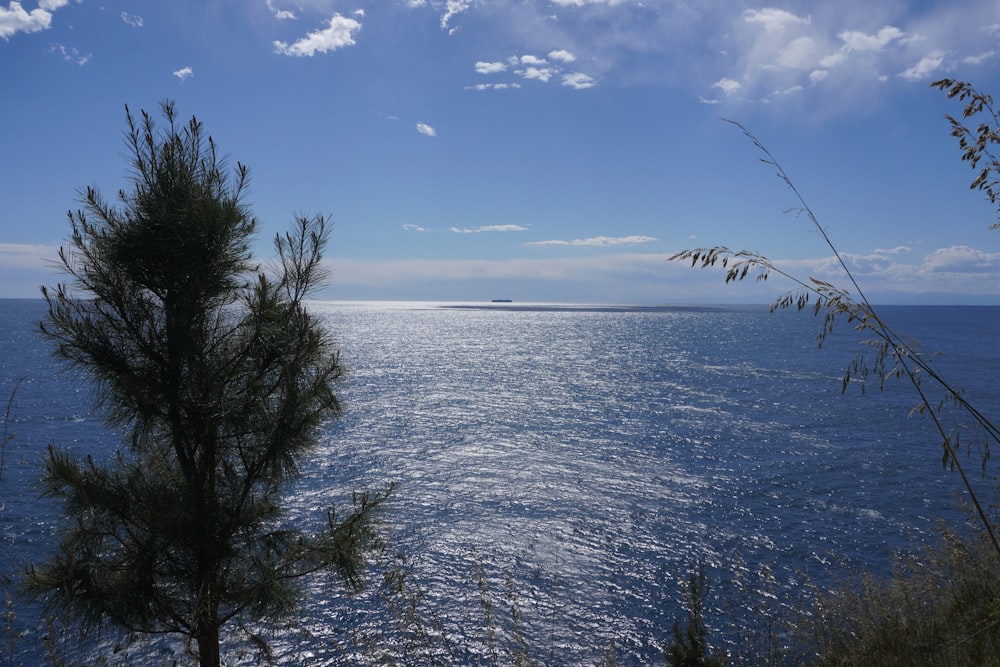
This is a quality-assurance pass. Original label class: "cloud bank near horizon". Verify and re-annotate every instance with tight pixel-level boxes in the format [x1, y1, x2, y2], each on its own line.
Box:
[4, 242, 1000, 303]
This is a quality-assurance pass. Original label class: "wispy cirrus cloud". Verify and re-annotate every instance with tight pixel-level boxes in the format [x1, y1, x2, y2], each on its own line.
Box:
[0, 242, 62, 297]
[465, 82, 522, 91]
[274, 13, 361, 57]
[266, 0, 295, 20]
[120, 11, 142, 27]
[51, 42, 89, 65]
[549, 0, 625, 6]
[900, 50, 946, 82]
[528, 235, 657, 247]
[0, 242, 57, 264]
[322, 252, 679, 302]
[451, 225, 529, 233]
[441, 0, 470, 33]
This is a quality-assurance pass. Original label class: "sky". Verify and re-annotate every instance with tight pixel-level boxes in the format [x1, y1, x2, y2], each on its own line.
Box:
[4, 1, 1000, 304]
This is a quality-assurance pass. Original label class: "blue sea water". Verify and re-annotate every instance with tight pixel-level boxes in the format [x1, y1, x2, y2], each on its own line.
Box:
[1, 299, 998, 664]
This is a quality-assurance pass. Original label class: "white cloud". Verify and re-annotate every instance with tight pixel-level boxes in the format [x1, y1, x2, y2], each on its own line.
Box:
[963, 51, 995, 66]
[498, 52, 596, 87]
[563, 72, 596, 89]
[328, 253, 672, 302]
[922, 245, 1000, 273]
[809, 69, 830, 86]
[274, 14, 361, 57]
[764, 245, 1000, 299]
[712, 78, 741, 96]
[0, 0, 69, 40]
[527, 235, 657, 247]
[521, 66, 554, 82]
[451, 225, 529, 233]
[265, 0, 295, 20]
[120, 11, 142, 28]
[900, 50, 946, 81]
[173, 66, 193, 82]
[441, 0, 470, 30]
[710, 4, 983, 110]
[839, 26, 905, 52]
[403, 224, 428, 232]
[475, 60, 507, 74]
[549, 0, 624, 6]
[319, 242, 1000, 302]
[0, 242, 56, 267]
[416, 122, 436, 137]
[743, 8, 810, 33]
[323, 252, 677, 303]
[774, 84, 803, 97]
[465, 82, 521, 91]
[775, 36, 816, 69]
[0, 241, 77, 297]
[51, 42, 89, 65]
[817, 51, 845, 69]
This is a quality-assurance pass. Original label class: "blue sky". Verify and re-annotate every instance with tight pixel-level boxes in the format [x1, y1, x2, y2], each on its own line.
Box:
[4, 1, 1000, 303]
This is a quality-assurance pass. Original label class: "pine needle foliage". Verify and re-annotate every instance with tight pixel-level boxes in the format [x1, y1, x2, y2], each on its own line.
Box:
[669, 93, 1000, 561]
[29, 101, 392, 667]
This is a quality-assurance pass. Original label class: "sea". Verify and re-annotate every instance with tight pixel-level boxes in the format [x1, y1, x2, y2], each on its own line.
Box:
[1, 298, 997, 665]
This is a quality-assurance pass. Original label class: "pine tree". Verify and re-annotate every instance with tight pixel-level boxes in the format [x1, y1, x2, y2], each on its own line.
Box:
[30, 101, 391, 666]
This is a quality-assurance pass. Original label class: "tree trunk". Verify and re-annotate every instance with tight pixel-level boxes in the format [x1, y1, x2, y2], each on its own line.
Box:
[197, 623, 221, 667]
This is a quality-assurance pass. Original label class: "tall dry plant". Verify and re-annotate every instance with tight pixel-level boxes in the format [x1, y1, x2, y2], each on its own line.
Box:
[0, 380, 21, 484]
[671, 80, 1000, 561]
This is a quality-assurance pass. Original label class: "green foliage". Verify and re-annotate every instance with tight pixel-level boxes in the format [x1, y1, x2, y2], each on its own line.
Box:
[30, 101, 391, 666]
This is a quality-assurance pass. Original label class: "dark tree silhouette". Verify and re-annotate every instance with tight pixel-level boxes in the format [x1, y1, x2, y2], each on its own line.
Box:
[30, 101, 391, 667]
